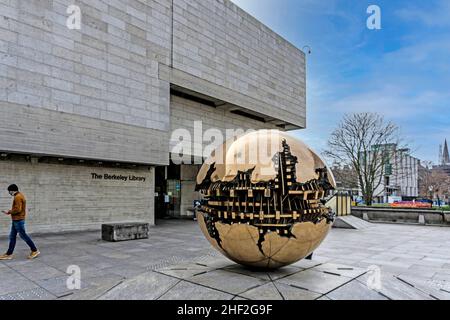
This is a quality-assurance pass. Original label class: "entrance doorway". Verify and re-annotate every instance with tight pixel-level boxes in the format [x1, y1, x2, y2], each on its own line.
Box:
[154, 161, 203, 220]
[154, 166, 168, 219]
[154, 163, 182, 219]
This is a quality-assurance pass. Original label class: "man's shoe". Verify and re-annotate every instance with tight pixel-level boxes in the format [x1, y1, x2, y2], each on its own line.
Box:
[28, 251, 40, 260]
[0, 254, 13, 260]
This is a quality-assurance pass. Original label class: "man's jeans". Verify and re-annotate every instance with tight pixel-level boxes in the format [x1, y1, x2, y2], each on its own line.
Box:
[6, 220, 37, 255]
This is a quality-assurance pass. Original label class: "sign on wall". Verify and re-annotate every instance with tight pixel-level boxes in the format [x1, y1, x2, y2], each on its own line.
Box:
[91, 173, 147, 182]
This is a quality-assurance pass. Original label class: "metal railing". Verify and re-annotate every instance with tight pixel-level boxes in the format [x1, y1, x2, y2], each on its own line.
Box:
[326, 192, 352, 216]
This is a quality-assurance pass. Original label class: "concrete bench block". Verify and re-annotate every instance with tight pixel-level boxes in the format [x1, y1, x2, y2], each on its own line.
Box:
[418, 215, 426, 225]
[423, 213, 444, 225]
[444, 213, 450, 225]
[102, 223, 149, 242]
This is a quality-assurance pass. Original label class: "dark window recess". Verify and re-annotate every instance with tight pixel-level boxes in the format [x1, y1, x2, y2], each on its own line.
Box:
[230, 110, 266, 123]
[171, 90, 217, 108]
[167, 161, 181, 180]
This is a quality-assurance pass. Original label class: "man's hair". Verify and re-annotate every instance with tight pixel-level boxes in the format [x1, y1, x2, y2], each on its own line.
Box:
[7, 184, 19, 192]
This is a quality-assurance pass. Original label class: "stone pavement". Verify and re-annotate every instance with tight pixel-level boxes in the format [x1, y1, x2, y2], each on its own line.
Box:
[0, 220, 449, 300]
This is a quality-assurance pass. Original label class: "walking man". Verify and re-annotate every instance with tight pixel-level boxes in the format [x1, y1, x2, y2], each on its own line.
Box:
[0, 184, 40, 260]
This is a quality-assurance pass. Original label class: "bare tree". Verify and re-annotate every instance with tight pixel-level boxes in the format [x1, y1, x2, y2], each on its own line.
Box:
[325, 113, 406, 206]
[419, 161, 450, 202]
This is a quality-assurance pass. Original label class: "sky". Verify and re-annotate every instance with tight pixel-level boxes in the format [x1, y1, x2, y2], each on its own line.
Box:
[232, 0, 450, 164]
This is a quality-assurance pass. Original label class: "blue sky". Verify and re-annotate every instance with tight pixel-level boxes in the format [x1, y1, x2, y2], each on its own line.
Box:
[232, 0, 450, 163]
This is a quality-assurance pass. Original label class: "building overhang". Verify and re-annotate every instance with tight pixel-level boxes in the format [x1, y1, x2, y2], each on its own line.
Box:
[170, 85, 301, 131]
[161, 65, 305, 131]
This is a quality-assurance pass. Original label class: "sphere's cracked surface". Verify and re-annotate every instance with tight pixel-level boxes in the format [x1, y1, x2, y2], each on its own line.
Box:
[196, 131, 336, 269]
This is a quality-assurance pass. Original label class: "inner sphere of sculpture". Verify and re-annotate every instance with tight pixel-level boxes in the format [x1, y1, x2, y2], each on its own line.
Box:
[195, 130, 336, 270]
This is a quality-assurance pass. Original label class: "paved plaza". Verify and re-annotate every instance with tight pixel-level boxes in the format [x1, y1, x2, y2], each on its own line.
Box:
[0, 220, 449, 300]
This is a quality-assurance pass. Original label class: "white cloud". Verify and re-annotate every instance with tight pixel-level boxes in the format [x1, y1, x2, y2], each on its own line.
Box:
[330, 88, 449, 119]
[396, 0, 450, 27]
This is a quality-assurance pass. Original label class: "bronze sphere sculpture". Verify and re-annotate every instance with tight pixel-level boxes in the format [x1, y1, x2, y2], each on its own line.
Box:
[196, 130, 336, 269]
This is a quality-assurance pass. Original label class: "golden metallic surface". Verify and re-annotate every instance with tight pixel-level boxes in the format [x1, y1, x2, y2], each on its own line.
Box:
[197, 130, 336, 186]
[196, 130, 335, 269]
[197, 212, 331, 269]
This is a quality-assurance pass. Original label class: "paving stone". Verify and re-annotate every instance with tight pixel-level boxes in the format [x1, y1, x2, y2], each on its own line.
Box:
[277, 269, 351, 295]
[11, 261, 66, 281]
[156, 262, 214, 279]
[356, 273, 434, 300]
[308, 255, 332, 263]
[239, 282, 320, 300]
[396, 275, 450, 300]
[290, 259, 322, 269]
[239, 282, 283, 300]
[267, 266, 304, 281]
[194, 255, 236, 269]
[63, 279, 124, 300]
[62, 274, 126, 300]
[0, 268, 39, 295]
[432, 273, 450, 282]
[158, 281, 234, 300]
[98, 271, 180, 300]
[84, 273, 125, 288]
[223, 265, 272, 281]
[0, 278, 40, 296]
[0, 257, 34, 267]
[326, 279, 388, 300]
[35, 275, 81, 297]
[100, 264, 146, 278]
[99, 252, 133, 260]
[0, 287, 56, 300]
[188, 270, 268, 295]
[2, 220, 450, 300]
[124, 248, 148, 254]
[233, 296, 250, 300]
[312, 263, 367, 279]
[403, 264, 444, 279]
[75, 256, 117, 269]
[274, 282, 322, 300]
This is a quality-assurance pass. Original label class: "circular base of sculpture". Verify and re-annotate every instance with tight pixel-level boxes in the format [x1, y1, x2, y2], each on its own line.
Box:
[197, 211, 332, 270]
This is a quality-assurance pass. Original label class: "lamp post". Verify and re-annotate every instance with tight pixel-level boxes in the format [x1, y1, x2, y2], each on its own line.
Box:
[429, 185, 434, 206]
[302, 45, 312, 55]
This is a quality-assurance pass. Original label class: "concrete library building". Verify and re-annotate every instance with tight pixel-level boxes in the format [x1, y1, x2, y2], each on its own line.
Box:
[0, 0, 306, 234]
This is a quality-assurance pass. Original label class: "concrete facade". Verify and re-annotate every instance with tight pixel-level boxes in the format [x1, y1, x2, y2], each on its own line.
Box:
[170, 95, 279, 158]
[171, 0, 306, 127]
[0, 0, 306, 232]
[372, 147, 420, 203]
[0, 156, 154, 235]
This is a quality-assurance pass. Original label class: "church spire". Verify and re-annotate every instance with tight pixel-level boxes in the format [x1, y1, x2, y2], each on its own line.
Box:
[443, 139, 450, 165]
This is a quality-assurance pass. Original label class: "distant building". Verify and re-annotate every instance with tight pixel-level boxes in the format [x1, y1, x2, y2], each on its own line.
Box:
[371, 145, 420, 203]
[420, 163, 450, 204]
[330, 164, 359, 196]
[436, 139, 450, 176]
[439, 139, 450, 165]
[429, 139, 450, 203]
